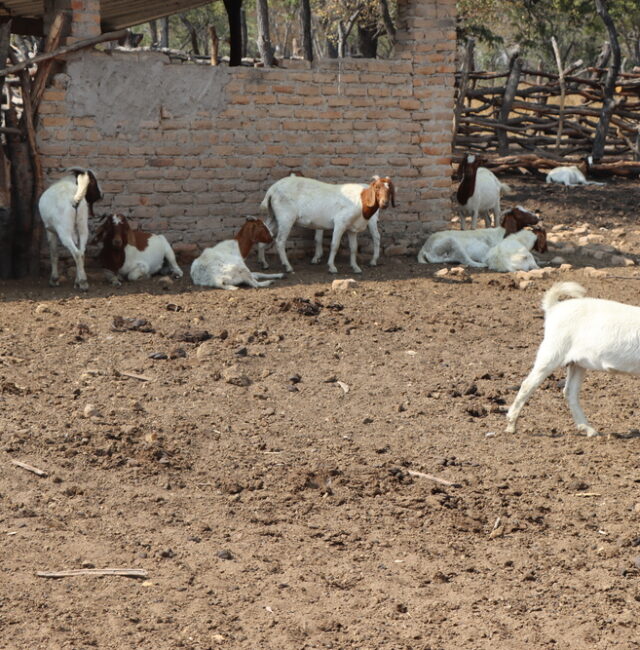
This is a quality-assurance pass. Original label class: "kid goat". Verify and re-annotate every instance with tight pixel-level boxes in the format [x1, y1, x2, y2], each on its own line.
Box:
[257, 175, 395, 274]
[96, 214, 183, 285]
[417, 206, 540, 267]
[506, 282, 640, 437]
[191, 217, 284, 290]
[39, 168, 103, 290]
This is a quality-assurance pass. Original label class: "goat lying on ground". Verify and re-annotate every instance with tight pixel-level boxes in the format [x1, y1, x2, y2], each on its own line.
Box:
[257, 175, 394, 274]
[191, 217, 284, 290]
[97, 214, 183, 285]
[545, 164, 604, 186]
[39, 168, 103, 290]
[506, 282, 640, 437]
[484, 225, 548, 272]
[456, 154, 511, 229]
[417, 206, 540, 267]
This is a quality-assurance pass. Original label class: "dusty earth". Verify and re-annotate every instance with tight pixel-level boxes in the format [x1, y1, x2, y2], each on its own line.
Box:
[2, 176, 640, 650]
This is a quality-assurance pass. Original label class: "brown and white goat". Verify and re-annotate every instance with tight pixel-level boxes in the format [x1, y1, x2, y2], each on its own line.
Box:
[257, 175, 395, 273]
[191, 217, 284, 290]
[39, 168, 103, 290]
[456, 154, 510, 229]
[97, 214, 183, 285]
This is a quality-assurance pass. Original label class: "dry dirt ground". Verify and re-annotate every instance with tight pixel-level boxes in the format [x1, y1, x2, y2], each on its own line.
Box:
[2, 177, 640, 650]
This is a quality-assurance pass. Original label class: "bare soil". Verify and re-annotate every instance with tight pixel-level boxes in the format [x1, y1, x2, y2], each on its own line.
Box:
[2, 177, 640, 650]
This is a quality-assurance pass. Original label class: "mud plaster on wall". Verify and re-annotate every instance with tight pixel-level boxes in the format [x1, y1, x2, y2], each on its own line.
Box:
[65, 51, 229, 136]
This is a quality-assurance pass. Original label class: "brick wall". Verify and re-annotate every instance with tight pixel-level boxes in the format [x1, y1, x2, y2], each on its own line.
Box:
[37, 0, 456, 266]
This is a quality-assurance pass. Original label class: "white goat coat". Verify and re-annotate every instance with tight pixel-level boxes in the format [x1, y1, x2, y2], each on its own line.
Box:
[484, 229, 539, 272]
[258, 176, 383, 273]
[417, 226, 508, 267]
[118, 236, 183, 281]
[506, 282, 640, 437]
[191, 240, 282, 290]
[459, 168, 510, 229]
[39, 175, 91, 290]
[545, 166, 603, 186]
[313, 211, 380, 267]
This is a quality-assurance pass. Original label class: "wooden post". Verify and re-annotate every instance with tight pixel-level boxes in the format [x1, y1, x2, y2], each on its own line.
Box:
[0, 18, 12, 280]
[300, 0, 313, 62]
[592, 0, 622, 161]
[255, 0, 275, 67]
[551, 37, 565, 151]
[497, 54, 522, 155]
[209, 25, 219, 65]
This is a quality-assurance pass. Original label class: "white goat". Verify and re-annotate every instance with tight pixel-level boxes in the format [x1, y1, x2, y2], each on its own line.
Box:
[417, 206, 540, 267]
[97, 214, 183, 285]
[39, 168, 103, 290]
[506, 282, 640, 437]
[456, 154, 510, 229]
[484, 226, 547, 272]
[257, 175, 395, 274]
[191, 217, 284, 290]
[545, 165, 604, 186]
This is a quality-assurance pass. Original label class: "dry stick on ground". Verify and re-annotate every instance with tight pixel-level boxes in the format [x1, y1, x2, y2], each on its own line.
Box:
[407, 469, 461, 488]
[119, 371, 152, 382]
[36, 568, 148, 579]
[11, 459, 48, 477]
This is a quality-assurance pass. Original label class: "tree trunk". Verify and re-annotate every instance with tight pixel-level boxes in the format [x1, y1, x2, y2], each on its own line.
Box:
[378, 0, 396, 44]
[160, 17, 169, 48]
[592, 0, 621, 161]
[337, 8, 362, 58]
[300, 0, 313, 62]
[179, 14, 200, 55]
[223, 0, 243, 66]
[241, 6, 248, 58]
[256, 0, 275, 67]
[149, 19, 159, 48]
[357, 21, 378, 58]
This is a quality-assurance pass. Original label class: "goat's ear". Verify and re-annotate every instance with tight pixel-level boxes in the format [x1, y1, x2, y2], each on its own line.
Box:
[386, 178, 396, 207]
[363, 186, 377, 209]
[502, 212, 517, 235]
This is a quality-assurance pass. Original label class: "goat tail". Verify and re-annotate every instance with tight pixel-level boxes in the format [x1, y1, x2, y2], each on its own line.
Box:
[260, 191, 273, 218]
[499, 182, 511, 195]
[542, 282, 587, 312]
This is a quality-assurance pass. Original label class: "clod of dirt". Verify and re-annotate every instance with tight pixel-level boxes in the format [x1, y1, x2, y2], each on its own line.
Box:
[289, 374, 302, 384]
[280, 297, 322, 316]
[149, 352, 168, 360]
[222, 364, 251, 387]
[331, 278, 357, 291]
[112, 316, 155, 333]
[82, 403, 100, 418]
[168, 348, 187, 359]
[166, 303, 183, 312]
[217, 550, 234, 561]
[169, 329, 212, 343]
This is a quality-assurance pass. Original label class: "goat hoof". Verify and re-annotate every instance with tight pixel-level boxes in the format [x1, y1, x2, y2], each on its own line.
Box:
[328, 267, 338, 274]
[311, 258, 321, 265]
[352, 267, 363, 274]
[75, 281, 89, 291]
[49, 277, 60, 287]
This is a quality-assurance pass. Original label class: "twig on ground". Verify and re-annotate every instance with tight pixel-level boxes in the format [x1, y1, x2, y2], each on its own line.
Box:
[407, 469, 461, 487]
[11, 459, 47, 477]
[36, 568, 148, 579]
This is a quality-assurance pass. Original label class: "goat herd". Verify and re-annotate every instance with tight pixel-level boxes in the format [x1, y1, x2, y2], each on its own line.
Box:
[36, 159, 640, 438]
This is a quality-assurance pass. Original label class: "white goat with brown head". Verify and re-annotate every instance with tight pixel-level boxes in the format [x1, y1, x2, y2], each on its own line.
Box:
[257, 174, 395, 274]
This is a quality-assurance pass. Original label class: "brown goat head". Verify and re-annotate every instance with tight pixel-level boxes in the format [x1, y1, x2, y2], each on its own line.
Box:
[501, 206, 540, 236]
[235, 217, 273, 258]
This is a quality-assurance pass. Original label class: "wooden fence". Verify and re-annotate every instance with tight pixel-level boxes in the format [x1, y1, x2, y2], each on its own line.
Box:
[453, 45, 640, 161]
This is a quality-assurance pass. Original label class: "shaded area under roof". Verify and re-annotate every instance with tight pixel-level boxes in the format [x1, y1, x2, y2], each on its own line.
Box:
[0, 1, 215, 36]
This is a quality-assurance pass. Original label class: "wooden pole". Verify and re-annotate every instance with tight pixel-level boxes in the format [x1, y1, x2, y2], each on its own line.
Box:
[497, 54, 522, 155]
[551, 37, 565, 151]
[0, 28, 129, 78]
[209, 25, 219, 65]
